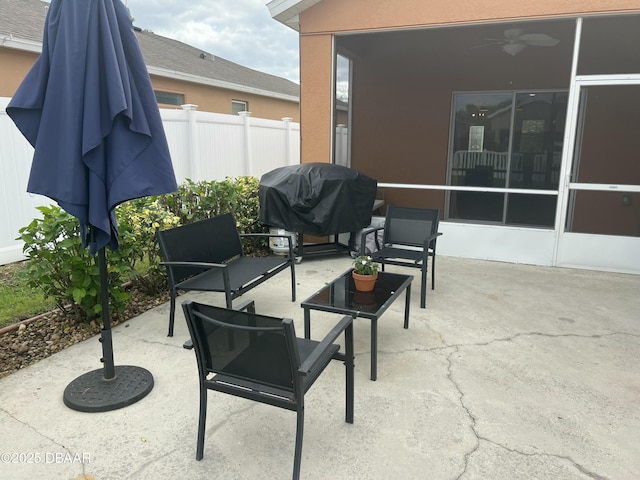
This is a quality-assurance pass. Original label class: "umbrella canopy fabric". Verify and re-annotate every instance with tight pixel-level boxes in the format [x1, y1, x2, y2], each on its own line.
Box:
[6, 0, 177, 253]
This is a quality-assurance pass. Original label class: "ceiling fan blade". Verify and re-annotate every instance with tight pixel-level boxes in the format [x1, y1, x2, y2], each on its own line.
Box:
[502, 43, 527, 56]
[518, 33, 560, 47]
[472, 41, 507, 48]
[503, 28, 524, 40]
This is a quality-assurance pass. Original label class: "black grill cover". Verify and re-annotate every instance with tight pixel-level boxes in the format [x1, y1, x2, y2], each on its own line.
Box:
[259, 163, 377, 236]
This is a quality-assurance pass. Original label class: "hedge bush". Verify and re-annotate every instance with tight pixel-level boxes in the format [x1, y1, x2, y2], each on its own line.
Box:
[18, 176, 268, 322]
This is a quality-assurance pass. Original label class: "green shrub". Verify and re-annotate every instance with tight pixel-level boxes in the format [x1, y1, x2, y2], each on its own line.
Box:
[115, 198, 181, 294]
[159, 177, 270, 255]
[17, 205, 131, 321]
[17, 177, 267, 322]
[159, 178, 239, 224]
[234, 176, 269, 255]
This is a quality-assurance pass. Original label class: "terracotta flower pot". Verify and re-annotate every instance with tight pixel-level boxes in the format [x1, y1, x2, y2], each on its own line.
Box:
[352, 271, 378, 292]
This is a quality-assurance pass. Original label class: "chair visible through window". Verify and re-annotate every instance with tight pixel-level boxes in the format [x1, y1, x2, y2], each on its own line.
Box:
[360, 206, 442, 308]
[181, 300, 354, 480]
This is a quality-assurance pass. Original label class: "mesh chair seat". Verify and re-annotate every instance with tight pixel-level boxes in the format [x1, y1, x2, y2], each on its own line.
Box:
[178, 256, 290, 292]
[182, 301, 354, 480]
[374, 246, 425, 263]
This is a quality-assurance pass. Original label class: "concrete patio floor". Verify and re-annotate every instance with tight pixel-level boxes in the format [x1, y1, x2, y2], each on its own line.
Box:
[0, 254, 638, 480]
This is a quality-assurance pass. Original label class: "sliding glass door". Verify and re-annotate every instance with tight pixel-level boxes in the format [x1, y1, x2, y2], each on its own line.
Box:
[448, 91, 567, 227]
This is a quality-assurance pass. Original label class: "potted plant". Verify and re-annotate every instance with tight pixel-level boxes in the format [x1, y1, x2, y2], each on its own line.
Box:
[352, 255, 380, 291]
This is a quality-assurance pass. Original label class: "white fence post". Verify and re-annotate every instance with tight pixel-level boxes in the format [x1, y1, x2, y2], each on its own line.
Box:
[335, 124, 349, 167]
[238, 111, 252, 176]
[1, 98, 300, 265]
[282, 117, 293, 165]
[182, 104, 199, 180]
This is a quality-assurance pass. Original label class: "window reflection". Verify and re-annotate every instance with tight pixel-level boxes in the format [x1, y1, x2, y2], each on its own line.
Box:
[451, 93, 512, 189]
[511, 92, 566, 190]
[448, 91, 567, 227]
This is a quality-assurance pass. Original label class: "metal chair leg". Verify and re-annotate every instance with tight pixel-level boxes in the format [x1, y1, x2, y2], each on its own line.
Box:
[292, 408, 304, 480]
[431, 254, 436, 290]
[168, 291, 176, 337]
[420, 259, 428, 308]
[196, 386, 207, 460]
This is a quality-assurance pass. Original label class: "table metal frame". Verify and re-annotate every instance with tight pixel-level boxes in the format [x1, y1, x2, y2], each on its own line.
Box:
[301, 268, 412, 381]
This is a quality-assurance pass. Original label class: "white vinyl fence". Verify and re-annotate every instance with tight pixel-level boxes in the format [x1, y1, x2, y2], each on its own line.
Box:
[0, 99, 300, 265]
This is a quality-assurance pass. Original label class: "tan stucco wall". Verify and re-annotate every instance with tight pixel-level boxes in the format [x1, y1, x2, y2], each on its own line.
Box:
[149, 75, 299, 121]
[300, 0, 640, 33]
[299, 34, 334, 164]
[1, 48, 299, 122]
[0, 49, 39, 96]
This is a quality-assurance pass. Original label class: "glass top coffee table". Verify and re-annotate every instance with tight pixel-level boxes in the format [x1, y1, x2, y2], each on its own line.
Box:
[301, 269, 413, 381]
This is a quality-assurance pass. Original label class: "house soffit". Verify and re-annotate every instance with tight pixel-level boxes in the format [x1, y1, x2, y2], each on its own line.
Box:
[267, 0, 322, 31]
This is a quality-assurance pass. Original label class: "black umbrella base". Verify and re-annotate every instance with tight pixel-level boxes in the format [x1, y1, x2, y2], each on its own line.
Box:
[63, 365, 154, 413]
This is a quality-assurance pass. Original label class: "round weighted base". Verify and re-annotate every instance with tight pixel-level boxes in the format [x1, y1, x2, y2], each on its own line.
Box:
[63, 365, 154, 412]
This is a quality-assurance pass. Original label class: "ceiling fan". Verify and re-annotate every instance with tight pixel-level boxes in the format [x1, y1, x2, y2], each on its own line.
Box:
[475, 28, 560, 56]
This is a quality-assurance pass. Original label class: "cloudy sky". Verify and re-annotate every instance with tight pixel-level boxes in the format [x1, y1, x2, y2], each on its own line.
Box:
[124, 0, 300, 83]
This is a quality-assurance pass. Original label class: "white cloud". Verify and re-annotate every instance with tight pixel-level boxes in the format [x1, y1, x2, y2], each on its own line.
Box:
[125, 0, 299, 82]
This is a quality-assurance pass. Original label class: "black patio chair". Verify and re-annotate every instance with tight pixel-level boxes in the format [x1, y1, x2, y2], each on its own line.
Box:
[181, 300, 354, 480]
[360, 205, 442, 308]
[156, 212, 296, 336]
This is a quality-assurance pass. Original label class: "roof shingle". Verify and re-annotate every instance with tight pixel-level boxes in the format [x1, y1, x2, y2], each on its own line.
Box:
[0, 0, 299, 99]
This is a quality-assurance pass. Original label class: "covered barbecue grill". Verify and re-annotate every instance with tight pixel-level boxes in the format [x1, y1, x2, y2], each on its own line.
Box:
[259, 163, 377, 257]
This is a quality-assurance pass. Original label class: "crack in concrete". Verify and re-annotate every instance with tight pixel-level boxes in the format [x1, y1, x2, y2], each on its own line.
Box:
[373, 331, 636, 362]
[445, 346, 480, 480]
[206, 402, 257, 436]
[477, 437, 611, 480]
[125, 402, 256, 477]
[452, 330, 640, 349]
[373, 331, 617, 479]
[114, 331, 188, 349]
[434, 332, 618, 480]
[398, 330, 637, 356]
[0, 407, 88, 477]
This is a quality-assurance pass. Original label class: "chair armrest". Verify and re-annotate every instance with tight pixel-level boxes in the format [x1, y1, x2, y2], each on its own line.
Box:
[159, 261, 227, 270]
[298, 315, 353, 375]
[422, 232, 443, 247]
[360, 226, 384, 238]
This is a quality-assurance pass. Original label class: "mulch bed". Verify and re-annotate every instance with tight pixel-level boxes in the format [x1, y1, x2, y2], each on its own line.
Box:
[0, 287, 168, 379]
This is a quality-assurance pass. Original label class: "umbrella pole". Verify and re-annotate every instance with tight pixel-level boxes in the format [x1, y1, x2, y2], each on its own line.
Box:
[97, 247, 116, 380]
[62, 230, 154, 412]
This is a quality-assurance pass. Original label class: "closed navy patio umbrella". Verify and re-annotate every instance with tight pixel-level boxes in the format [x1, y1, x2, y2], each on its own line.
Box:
[6, 0, 177, 412]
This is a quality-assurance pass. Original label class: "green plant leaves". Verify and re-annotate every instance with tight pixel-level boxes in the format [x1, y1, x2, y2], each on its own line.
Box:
[17, 177, 269, 322]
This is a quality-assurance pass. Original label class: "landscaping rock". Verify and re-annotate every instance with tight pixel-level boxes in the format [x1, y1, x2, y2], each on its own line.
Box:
[0, 287, 169, 378]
